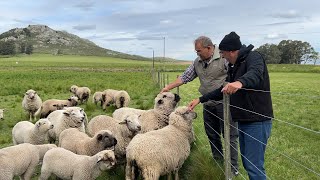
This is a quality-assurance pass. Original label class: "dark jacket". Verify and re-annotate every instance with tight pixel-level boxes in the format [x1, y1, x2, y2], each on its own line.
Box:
[199, 44, 273, 122]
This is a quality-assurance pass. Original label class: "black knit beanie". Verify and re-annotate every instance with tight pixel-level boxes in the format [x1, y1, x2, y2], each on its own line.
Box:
[219, 31, 242, 51]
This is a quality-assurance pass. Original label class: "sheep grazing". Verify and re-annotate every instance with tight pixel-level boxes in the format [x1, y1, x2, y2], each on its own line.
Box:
[0, 109, 5, 120]
[101, 89, 130, 110]
[88, 114, 141, 163]
[59, 128, 117, 156]
[70, 85, 91, 104]
[93, 91, 103, 106]
[47, 106, 86, 144]
[125, 106, 197, 180]
[12, 118, 53, 145]
[22, 89, 42, 121]
[40, 148, 116, 180]
[0, 143, 57, 180]
[40, 95, 79, 118]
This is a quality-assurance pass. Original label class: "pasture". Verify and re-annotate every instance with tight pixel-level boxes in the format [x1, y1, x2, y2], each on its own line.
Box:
[0, 54, 319, 180]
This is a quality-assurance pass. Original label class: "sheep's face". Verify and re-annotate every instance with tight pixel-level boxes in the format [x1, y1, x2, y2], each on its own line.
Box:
[97, 150, 116, 170]
[53, 103, 67, 110]
[63, 107, 85, 126]
[169, 106, 197, 125]
[25, 89, 37, 100]
[0, 109, 4, 120]
[96, 130, 118, 149]
[70, 85, 78, 93]
[36, 118, 54, 132]
[154, 92, 180, 111]
[119, 114, 141, 132]
[68, 95, 79, 106]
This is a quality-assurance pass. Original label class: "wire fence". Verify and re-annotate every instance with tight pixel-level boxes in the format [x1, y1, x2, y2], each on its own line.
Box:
[153, 71, 320, 180]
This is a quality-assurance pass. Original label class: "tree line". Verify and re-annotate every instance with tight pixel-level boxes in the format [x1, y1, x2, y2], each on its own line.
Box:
[0, 41, 33, 55]
[256, 40, 319, 65]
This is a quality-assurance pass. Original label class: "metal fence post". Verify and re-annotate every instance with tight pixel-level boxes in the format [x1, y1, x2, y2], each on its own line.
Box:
[223, 93, 231, 180]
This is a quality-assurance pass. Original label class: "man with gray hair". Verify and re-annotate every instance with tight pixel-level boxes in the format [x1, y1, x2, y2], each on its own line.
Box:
[161, 36, 239, 175]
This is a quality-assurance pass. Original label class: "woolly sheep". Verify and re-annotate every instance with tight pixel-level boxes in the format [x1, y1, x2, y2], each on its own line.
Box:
[0, 143, 57, 180]
[47, 106, 86, 144]
[125, 106, 197, 180]
[59, 128, 117, 156]
[40, 95, 79, 118]
[122, 92, 180, 133]
[88, 114, 141, 163]
[22, 89, 42, 121]
[101, 89, 130, 110]
[12, 118, 53, 145]
[113, 107, 145, 121]
[0, 108, 5, 120]
[93, 91, 103, 106]
[70, 85, 91, 104]
[40, 148, 116, 180]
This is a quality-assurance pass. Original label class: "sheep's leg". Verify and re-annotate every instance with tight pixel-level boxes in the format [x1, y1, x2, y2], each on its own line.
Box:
[21, 164, 37, 180]
[125, 161, 133, 180]
[174, 170, 179, 180]
[167, 173, 172, 180]
[39, 169, 51, 180]
[143, 169, 159, 180]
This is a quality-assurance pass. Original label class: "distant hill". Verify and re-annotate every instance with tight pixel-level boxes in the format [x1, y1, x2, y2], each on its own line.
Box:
[0, 25, 149, 60]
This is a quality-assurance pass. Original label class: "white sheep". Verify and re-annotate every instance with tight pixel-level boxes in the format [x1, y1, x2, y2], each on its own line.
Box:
[113, 107, 145, 121]
[125, 106, 197, 180]
[101, 89, 130, 110]
[0, 143, 57, 180]
[93, 91, 103, 106]
[121, 92, 180, 133]
[0, 108, 5, 120]
[70, 85, 91, 104]
[59, 128, 117, 156]
[40, 95, 79, 118]
[12, 118, 53, 145]
[40, 148, 116, 180]
[87, 114, 141, 163]
[22, 89, 42, 121]
[47, 106, 86, 144]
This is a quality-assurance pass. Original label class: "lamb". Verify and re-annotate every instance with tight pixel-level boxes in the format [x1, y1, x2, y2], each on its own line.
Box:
[22, 89, 42, 121]
[87, 114, 141, 163]
[47, 106, 86, 144]
[0, 143, 57, 180]
[125, 106, 197, 180]
[0, 108, 5, 120]
[40, 95, 79, 118]
[70, 85, 91, 104]
[59, 128, 117, 156]
[93, 91, 103, 106]
[12, 118, 54, 145]
[121, 92, 180, 133]
[40, 148, 116, 180]
[101, 89, 130, 110]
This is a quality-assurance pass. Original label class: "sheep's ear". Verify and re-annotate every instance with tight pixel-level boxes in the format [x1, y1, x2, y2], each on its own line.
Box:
[36, 122, 41, 128]
[63, 110, 71, 116]
[118, 119, 127, 124]
[97, 154, 103, 163]
[97, 134, 103, 141]
[34, 91, 37, 94]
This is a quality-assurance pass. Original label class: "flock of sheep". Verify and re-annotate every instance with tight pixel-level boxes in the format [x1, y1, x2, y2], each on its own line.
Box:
[0, 85, 198, 180]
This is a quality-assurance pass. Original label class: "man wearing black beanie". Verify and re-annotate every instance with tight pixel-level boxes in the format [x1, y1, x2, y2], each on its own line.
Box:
[189, 31, 273, 180]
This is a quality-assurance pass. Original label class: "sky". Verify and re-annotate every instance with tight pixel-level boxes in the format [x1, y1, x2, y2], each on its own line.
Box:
[0, 0, 319, 61]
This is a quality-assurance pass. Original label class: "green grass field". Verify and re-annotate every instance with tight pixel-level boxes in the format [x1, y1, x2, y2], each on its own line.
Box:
[0, 54, 319, 180]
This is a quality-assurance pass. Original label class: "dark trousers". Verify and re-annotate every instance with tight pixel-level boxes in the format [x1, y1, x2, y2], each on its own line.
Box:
[203, 104, 239, 171]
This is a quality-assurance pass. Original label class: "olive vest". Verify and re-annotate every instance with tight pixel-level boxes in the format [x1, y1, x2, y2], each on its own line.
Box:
[194, 47, 227, 106]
